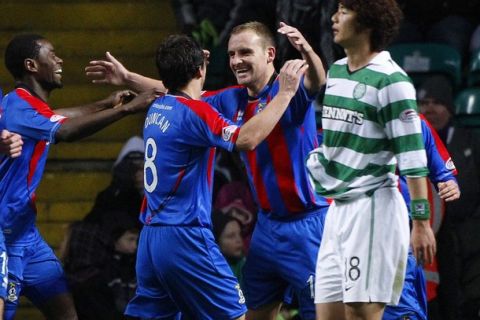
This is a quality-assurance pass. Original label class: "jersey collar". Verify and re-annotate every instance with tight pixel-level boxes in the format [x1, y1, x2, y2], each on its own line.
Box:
[248, 71, 278, 101]
[15, 83, 46, 102]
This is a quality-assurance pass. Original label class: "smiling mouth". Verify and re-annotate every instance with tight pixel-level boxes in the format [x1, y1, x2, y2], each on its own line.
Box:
[235, 68, 249, 76]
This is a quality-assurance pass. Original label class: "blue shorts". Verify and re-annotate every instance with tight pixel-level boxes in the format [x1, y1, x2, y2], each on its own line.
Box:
[243, 208, 327, 320]
[5, 235, 69, 319]
[125, 225, 247, 320]
[383, 249, 427, 320]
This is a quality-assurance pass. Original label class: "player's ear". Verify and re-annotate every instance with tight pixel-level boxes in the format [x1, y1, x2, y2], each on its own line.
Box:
[195, 63, 206, 79]
[266, 46, 276, 64]
[24, 58, 38, 73]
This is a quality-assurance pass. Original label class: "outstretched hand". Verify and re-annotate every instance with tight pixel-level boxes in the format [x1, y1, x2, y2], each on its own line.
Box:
[0, 130, 23, 158]
[277, 22, 313, 54]
[121, 89, 159, 114]
[85, 52, 129, 86]
[278, 59, 309, 98]
[106, 90, 137, 108]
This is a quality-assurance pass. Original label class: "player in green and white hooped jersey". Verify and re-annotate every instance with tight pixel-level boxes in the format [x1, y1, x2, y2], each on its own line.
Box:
[306, 1, 436, 319]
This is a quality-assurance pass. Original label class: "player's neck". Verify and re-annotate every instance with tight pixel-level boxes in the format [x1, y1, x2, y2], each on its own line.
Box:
[15, 79, 50, 102]
[177, 82, 201, 100]
[345, 44, 379, 72]
[343, 31, 379, 72]
[246, 68, 276, 97]
[170, 88, 200, 100]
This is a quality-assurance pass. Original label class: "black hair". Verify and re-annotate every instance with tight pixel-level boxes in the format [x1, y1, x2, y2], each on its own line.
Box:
[5, 34, 45, 79]
[155, 34, 204, 91]
[211, 209, 242, 241]
[340, 0, 402, 51]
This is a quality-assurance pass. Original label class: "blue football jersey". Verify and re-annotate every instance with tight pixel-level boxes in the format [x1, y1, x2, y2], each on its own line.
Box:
[398, 115, 457, 207]
[203, 78, 330, 219]
[141, 94, 240, 227]
[0, 87, 66, 244]
[0, 87, 4, 129]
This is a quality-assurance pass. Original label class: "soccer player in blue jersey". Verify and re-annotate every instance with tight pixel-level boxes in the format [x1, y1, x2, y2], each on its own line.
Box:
[0, 34, 156, 320]
[86, 21, 328, 320]
[385, 116, 459, 320]
[0, 91, 23, 318]
[123, 34, 308, 319]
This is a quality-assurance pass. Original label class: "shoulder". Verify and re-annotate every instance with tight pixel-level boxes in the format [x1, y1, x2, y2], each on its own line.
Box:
[177, 97, 223, 123]
[367, 52, 411, 87]
[333, 57, 348, 66]
[201, 85, 245, 98]
[9, 88, 54, 111]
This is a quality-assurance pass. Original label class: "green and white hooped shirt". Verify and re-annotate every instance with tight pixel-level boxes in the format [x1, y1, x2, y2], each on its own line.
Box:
[307, 51, 429, 201]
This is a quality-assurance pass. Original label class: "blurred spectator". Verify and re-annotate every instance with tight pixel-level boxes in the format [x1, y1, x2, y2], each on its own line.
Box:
[212, 210, 246, 288]
[417, 75, 455, 135]
[66, 212, 139, 320]
[212, 149, 246, 202]
[62, 221, 108, 285]
[84, 136, 144, 226]
[62, 136, 145, 318]
[418, 75, 480, 319]
[214, 181, 257, 252]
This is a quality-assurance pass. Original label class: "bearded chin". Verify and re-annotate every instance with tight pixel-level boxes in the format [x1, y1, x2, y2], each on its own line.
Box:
[40, 79, 63, 92]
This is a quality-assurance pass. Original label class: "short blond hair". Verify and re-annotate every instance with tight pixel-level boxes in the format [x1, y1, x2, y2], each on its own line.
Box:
[230, 21, 276, 49]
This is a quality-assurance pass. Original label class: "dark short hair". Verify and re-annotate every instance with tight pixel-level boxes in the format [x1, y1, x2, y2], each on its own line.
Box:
[5, 34, 45, 80]
[155, 34, 204, 91]
[340, 0, 402, 51]
[211, 209, 241, 241]
[230, 21, 276, 49]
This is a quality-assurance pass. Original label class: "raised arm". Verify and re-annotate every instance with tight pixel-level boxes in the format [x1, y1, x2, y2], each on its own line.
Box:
[235, 59, 308, 150]
[85, 52, 166, 93]
[277, 22, 326, 94]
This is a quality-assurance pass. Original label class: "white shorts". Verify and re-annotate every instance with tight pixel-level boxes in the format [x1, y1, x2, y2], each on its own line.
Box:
[314, 187, 409, 305]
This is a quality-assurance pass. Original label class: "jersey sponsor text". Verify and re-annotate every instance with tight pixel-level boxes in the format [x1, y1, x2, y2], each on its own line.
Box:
[322, 106, 364, 125]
